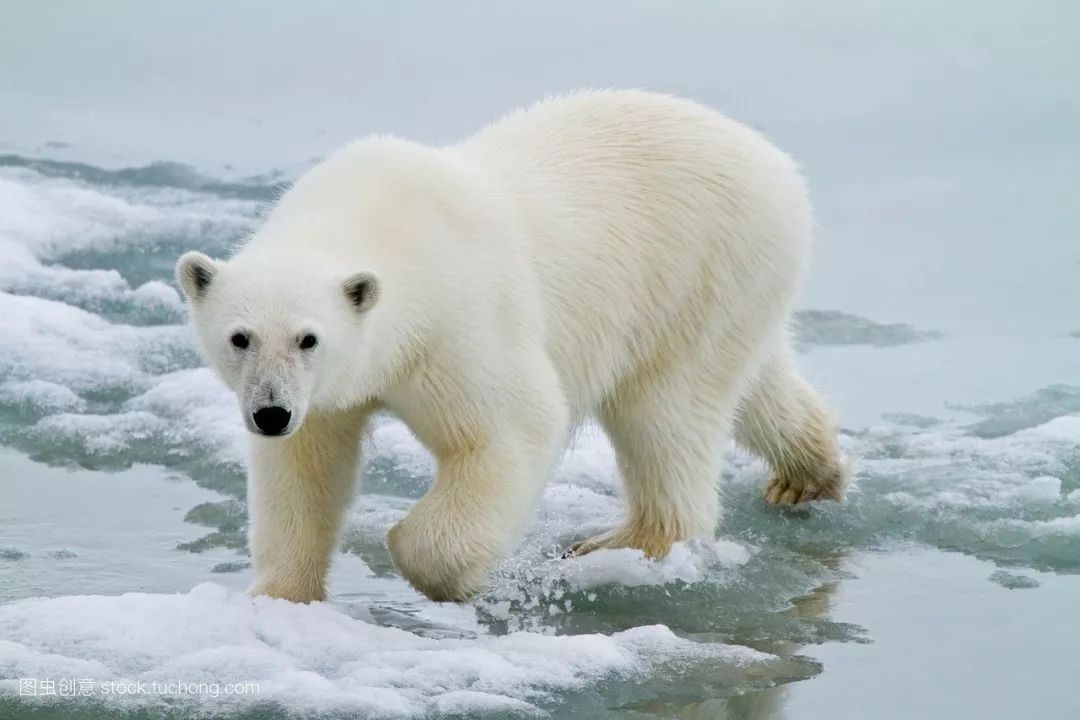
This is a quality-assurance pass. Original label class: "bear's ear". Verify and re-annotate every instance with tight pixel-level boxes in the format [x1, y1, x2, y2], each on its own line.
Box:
[342, 271, 380, 313]
[175, 251, 218, 301]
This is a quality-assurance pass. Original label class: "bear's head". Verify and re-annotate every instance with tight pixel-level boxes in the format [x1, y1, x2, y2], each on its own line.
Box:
[175, 250, 380, 438]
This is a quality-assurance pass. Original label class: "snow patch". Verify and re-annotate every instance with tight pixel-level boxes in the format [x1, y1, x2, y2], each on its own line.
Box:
[0, 582, 773, 717]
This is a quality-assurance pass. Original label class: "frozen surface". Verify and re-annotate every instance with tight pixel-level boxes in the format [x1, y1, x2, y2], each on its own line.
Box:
[1, 1, 1079, 718]
[0, 582, 801, 718]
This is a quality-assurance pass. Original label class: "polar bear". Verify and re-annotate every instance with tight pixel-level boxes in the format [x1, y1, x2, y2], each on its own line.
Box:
[176, 90, 845, 603]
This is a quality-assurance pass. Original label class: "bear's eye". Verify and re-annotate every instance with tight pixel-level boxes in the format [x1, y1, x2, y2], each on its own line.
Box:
[230, 332, 250, 350]
[299, 334, 318, 350]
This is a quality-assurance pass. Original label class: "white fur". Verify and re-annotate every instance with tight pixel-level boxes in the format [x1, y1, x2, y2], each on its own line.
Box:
[176, 90, 844, 603]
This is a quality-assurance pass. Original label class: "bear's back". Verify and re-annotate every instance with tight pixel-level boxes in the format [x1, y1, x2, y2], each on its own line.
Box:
[455, 90, 812, 408]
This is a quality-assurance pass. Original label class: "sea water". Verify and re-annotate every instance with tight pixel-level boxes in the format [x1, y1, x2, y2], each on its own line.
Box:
[1, 2, 1078, 718]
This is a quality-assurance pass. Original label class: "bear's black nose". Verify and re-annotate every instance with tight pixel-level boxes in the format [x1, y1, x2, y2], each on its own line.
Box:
[253, 406, 292, 436]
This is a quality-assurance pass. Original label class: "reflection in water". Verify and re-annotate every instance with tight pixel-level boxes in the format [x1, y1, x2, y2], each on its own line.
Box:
[616, 552, 848, 719]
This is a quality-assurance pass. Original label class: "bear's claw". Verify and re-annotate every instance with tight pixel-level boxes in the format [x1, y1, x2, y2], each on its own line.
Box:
[561, 526, 676, 559]
[763, 474, 843, 505]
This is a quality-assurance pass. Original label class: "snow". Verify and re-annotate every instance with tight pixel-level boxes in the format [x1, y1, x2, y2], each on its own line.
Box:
[0, 582, 772, 717]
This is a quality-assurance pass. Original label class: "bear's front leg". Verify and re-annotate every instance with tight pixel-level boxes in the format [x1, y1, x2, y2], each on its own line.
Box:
[388, 431, 559, 602]
[246, 408, 367, 603]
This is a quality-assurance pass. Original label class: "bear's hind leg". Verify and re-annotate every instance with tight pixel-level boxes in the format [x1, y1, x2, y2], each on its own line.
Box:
[734, 340, 846, 504]
[569, 363, 741, 559]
